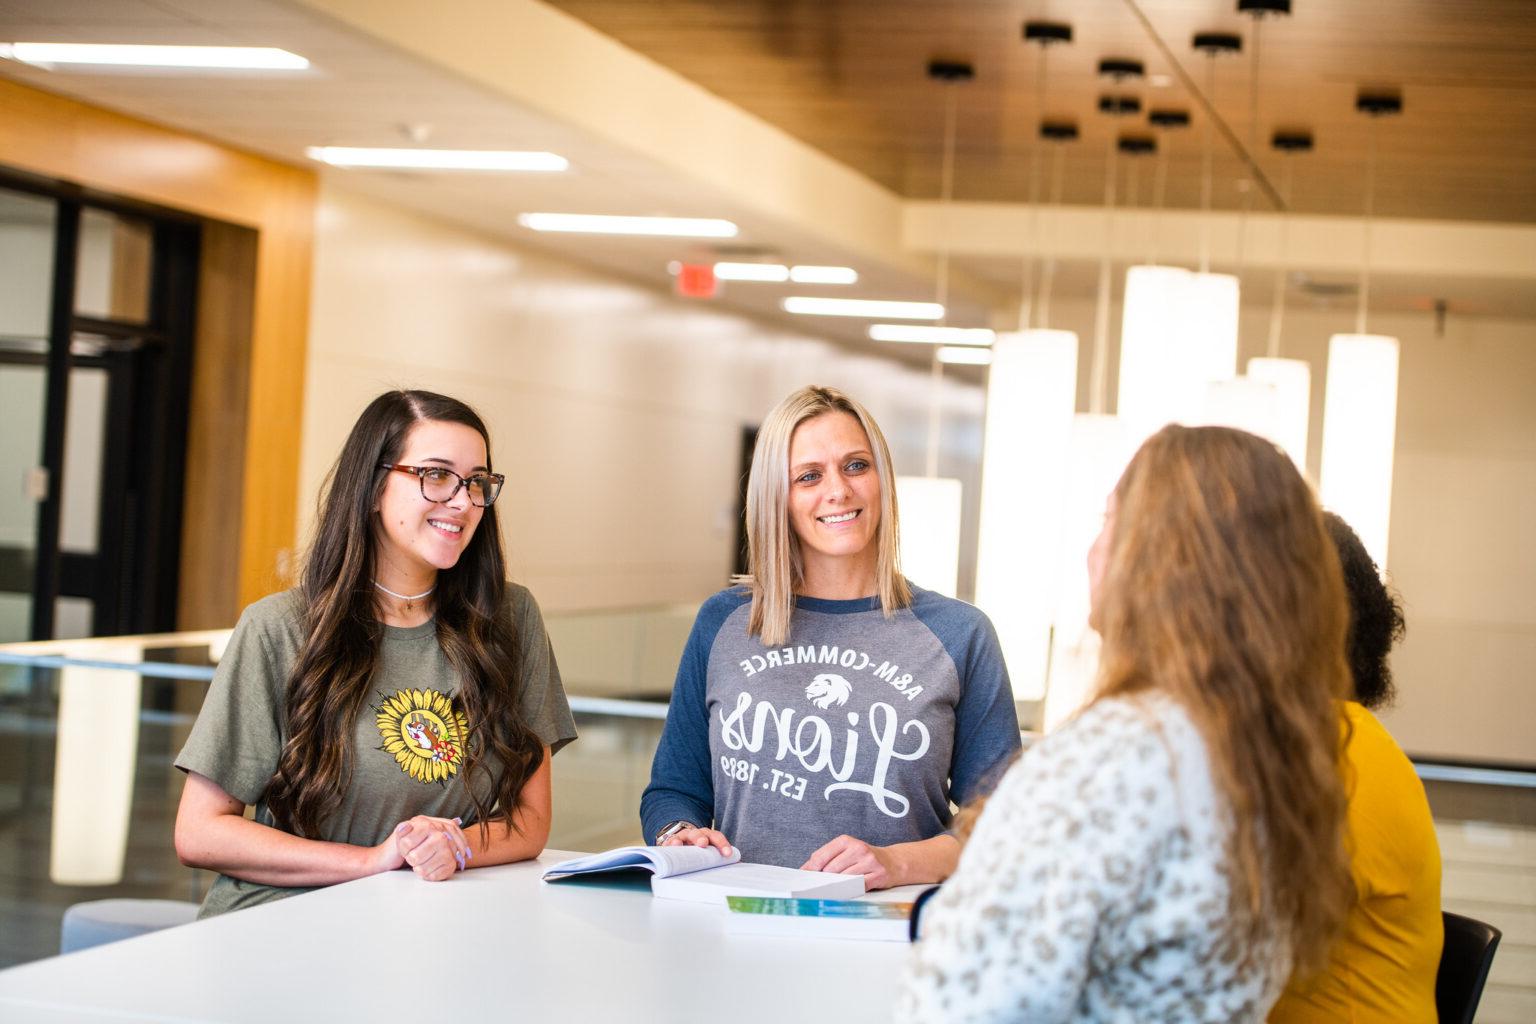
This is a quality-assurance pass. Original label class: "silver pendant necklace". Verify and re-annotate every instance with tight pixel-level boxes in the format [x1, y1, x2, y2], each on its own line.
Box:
[374, 580, 436, 610]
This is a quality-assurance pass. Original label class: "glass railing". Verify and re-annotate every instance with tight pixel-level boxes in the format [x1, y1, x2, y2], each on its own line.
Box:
[0, 609, 689, 969]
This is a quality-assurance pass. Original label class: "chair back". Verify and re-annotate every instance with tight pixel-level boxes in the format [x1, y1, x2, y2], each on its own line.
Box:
[1436, 910, 1501, 1024]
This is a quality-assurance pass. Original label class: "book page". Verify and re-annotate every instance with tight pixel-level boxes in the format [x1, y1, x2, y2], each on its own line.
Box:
[543, 844, 739, 880]
[643, 844, 740, 878]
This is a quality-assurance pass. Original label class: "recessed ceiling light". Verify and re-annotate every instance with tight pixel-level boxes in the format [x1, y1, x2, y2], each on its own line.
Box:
[714, 262, 790, 282]
[936, 346, 994, 365]
[869, 324, 994, 343]
[0, 43, 309, 70]
[1149, 73, 1174, 87]
[518, 213, 738, 238]
[790, 265, 859, 284]
[307, 147, 567, 171]
[784, 298, 943, 320]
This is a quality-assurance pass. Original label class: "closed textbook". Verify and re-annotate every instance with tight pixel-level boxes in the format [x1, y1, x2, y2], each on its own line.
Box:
[725, 896, 914, 942]
[541, 846, 865, 905]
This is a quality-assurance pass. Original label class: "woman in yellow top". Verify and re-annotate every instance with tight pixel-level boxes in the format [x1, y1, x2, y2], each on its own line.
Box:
[1270, 512, 1443, 1023]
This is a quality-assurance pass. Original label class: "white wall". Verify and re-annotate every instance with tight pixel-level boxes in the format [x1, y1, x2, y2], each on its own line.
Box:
[299, 185, 985, 613]
[300, 188, 1534, 764]
[1016, 290, 1536, 765]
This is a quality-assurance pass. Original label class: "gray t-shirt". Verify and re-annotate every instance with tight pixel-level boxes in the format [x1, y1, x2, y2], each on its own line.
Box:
[641, 585, 1020, 867]
[176, 585, 576, 916]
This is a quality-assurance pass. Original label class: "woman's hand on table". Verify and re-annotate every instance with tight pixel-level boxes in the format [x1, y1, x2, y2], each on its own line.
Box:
[659, 826, 734, 857]
[800, 835, 899, 890]
[391, 815, 473, 880]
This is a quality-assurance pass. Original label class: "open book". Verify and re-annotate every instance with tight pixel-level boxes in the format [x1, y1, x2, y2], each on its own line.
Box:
[541, 845, 866, 905]
[724, 896, 914, 942]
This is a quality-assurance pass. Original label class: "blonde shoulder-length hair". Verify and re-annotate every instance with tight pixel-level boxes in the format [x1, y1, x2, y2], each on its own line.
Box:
[736, 385, 910, 645]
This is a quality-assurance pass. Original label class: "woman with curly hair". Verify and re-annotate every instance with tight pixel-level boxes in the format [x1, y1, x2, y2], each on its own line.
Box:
[1268, 512, 1442, 1023]
[174, 390, 576, 916]
[899, 425, 1355, 1021]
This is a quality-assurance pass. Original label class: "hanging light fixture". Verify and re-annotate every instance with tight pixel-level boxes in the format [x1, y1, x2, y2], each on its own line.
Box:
[1204, 0, 1305, 454]
[1320, 90, 1403, 571]
[976, 21, 1079, 705]
[894, 58, 974, 597]
[1184, 31, 1243, 418]
[1245, 128, 1315, 472]
[1041, 79, 1145, 730]
[1117, 32, 1241, 447]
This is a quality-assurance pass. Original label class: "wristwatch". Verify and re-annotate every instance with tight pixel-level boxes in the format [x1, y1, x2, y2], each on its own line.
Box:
[655, 820, 697, 845]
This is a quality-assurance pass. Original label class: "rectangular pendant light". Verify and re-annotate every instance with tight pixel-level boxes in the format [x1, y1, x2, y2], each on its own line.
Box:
[1185, 271, 1241, 388]
[308, 147, 567, 171]
[1319, 333, 1400, 569]
[783, 297, 943, 319]
[1042, 413, 1130, 732]
[517, 213, 738, 238]
[1247, 357, 1312, 473]
[1203, 375, 1281, 441]
[975, 329, 1078, 701]
[1117, 265, 1191, 444]
[1118, 265, 1240, 447]
[868, 325, 994, 345]
[1, 43, 309, 69]
[896, 476, 963, 598]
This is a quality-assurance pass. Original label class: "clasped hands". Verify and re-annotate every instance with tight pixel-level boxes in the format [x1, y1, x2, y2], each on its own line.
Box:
[659, 827, 899, 890]
[372, 815, 473, 881]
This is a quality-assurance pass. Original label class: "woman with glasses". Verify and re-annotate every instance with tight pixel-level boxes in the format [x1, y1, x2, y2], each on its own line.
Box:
[640, 385, 1019, 890]
[899, 426, 1354, 1021]
[174, 390, 576, 916]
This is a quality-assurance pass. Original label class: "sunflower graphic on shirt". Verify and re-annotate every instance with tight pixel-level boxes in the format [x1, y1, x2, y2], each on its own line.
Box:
[374, 688, 468, 784]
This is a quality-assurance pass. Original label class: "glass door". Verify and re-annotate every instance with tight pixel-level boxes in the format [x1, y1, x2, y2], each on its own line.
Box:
[0, 173, 199, 641]
[0, 187, 58, 643]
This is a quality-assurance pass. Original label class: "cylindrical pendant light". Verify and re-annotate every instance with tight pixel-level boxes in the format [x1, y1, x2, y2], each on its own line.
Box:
[1042, 412, 1128, 730]
[976, 329, 1078, 700]
[1320, 90, 1403, 571]
[895, 59, 973, 596]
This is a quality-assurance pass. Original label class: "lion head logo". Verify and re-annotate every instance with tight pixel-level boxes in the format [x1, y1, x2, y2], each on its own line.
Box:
[805, 672, 853, 709]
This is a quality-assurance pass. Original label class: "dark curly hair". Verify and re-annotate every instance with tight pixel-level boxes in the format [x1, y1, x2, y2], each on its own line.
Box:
[1322, 512, 1406, 709]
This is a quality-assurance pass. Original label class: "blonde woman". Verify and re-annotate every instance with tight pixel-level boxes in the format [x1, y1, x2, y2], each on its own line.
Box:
[900, 425, 1354, 1021]
[640, 385, 1019, 889]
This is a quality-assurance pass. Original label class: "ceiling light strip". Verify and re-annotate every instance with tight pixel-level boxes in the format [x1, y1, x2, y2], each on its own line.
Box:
[790, 265, 858, 284]
[936, 346, 993, 365]
[2, 43, 309, 69]
[308, 147, 567, 171]
[518, 213, 737, 238]
[713, 262, 789, 282]
[869, 325, 994, 345]
[785, 298, 942, 320]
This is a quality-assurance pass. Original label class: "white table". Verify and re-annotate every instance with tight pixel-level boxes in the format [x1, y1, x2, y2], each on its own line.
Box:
[0, 851, 918, 1022]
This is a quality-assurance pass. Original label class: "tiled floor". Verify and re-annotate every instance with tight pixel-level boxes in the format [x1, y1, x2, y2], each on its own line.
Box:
[1, 671, 1531, 1022]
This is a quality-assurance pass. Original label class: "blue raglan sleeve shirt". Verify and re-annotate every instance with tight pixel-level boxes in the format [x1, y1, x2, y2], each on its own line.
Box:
[639, 589, 745, 842]
[910, 590, 1021, 806]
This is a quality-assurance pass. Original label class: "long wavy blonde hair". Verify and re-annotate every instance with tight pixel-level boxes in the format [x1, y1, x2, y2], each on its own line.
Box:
[958, 424, 1353, 973]
[739, 385, 910, 645]
[1102, 425, 1352, 971]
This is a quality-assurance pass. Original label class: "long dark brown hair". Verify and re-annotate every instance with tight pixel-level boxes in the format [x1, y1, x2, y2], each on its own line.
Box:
[265, 390, 544, 840]
[1096, 425, 1353, 973]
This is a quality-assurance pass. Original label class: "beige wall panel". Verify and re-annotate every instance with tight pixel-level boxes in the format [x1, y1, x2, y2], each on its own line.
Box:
[300, 186, 984, 612]
[0, 79, 317, 612]
[1385, 620, 1536, 763]
[178, 222, 256, 629]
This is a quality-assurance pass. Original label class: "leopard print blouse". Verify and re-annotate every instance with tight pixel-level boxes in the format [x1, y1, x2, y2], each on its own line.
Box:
[897, 693, 1290, 1023]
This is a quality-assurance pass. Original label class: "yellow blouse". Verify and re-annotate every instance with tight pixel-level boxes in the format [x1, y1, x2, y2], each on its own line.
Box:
[1269, 702, 1443, 1023]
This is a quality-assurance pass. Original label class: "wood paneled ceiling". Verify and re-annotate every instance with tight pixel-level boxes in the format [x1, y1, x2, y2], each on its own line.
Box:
[544, 0, 1536, 223]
